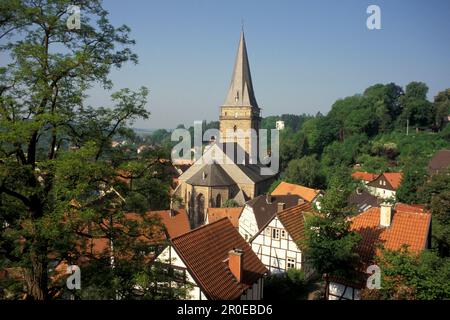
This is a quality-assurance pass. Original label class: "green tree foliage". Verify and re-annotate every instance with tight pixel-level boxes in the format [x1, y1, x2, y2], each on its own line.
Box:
[362, 248, 450, 300]
[433, 89, 450, 130]
[302, 168, 360, 293]
[264, 269, 307, 300]
[222, 199, 239, 208]
[399, 82, 434, 129]
[0, 0, 174, 300]
[284, 155, 324, 189]
[396, 162, 427, 204]
[418, 169, 450, 257]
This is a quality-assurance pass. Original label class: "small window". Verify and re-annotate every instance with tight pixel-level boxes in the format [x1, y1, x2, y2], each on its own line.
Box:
[287, 258, 295, 269]
[272, 228, 280, 240]
[281, 230, 286, 239]
[379, 180, 382, 186]
[265, 228, 271, 236]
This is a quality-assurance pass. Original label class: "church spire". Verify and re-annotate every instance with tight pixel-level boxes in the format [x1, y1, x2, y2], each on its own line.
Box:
[223, 31, 259, 109]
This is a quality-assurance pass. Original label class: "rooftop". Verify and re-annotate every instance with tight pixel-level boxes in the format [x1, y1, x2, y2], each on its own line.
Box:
[271, 181, 321, 202]
[171, 218, 267, 300]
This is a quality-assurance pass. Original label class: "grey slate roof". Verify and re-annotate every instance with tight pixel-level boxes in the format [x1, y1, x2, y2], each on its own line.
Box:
[186, 163, 236, 187]
[348, 189, 380, 213]
[428, 149, 450, 175]
[246, 194, 302, 230]
[222, 31, 259, 109]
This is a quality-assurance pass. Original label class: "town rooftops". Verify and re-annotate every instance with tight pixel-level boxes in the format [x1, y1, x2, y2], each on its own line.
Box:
[348, 188, 379, 213]
[382, 173, 403, 190]
[271, 181, 321, 202]
[86, 209, 190, 257]
[170, 218, 267, 300]
[428, 149, 450, 175]
[350, 203, 431, 264]
[246, 194, 303, 230]
[207, 207, 243, 228]
[275, 202, 314, 243]
[367, 172, 403, 190]
[351, 171, 378, 183]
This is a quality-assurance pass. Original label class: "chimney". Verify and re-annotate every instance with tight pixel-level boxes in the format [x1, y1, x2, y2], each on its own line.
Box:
[380, 203, 393, 227]
[228, 248, 243, 282]
[298, 198, 305, 205]
[169, 208, 176, 218]
[266, 193, 272, 204]
[277, 202, 285, 212]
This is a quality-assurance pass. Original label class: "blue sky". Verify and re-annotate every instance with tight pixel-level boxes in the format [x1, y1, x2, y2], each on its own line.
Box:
[15, 1, 450, 129]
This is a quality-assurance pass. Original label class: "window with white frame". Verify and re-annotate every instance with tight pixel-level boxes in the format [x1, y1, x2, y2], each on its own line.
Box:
[287, 258, 296, 269]
[281, 230, 286, 239]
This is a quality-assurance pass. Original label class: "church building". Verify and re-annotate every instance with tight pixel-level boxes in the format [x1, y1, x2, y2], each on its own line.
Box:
[174, 31, 277, 228]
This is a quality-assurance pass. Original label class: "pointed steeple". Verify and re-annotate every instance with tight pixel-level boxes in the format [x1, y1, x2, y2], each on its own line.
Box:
[223, 31, 259, 109]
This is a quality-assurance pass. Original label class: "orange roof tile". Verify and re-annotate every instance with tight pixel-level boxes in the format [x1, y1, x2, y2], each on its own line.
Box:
[148, 209, 191, 239]
[87, 209, 190, 257]
[171, 218, 267, 300]
[349, 203, 431, 264]
[272, 181, 321, 202]
[351, 171, 378, 182]
[207, 207, 243, 228]
[383, 172, 403, 190]
[276, 203, 314, 243]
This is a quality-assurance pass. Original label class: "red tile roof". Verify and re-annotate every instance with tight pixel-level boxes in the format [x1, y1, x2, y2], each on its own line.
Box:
[171, 218, 267, 300]
[351, 172, 378, 183]
[148, 209, 191, 239]
[271, 181, 321, 202]
[350, 203, 431, 264]
[87, 209, 190, 257]
[382, 172, 403, 190]
[276, 203, 314, 243]
[207, 207, 243, 228]
[331, 203, 431, 289]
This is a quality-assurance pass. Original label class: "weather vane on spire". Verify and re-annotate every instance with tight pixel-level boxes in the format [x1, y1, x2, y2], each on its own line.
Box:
[241, 18, 244, 32]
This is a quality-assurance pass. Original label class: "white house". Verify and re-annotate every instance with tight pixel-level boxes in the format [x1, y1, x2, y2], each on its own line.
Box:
[366, 172, 402, 200]
[249, 202, 315, 278]
[155, 218, 267, 300]
[239, 194, 303, 242]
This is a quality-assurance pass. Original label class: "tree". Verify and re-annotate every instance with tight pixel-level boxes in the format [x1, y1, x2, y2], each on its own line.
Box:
[284, 155, 324, 189]
[399, 82, 433, 129]
[396, 162, 427, 204]
[0, 0, 171, 300]
[361, 248, 450, 300]
[222, 199, 239, 208]
[433, 89, 450, 130]
[302, 168, 360, 297]
[418, 169, 450, 257]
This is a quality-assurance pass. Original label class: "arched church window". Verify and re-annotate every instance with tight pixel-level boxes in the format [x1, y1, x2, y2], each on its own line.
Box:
[233, 125, 237, 132]
[216, 194, 222, 208]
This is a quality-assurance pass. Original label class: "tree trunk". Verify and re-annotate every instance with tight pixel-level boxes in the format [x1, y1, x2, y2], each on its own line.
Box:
[24, 249, 48, 300]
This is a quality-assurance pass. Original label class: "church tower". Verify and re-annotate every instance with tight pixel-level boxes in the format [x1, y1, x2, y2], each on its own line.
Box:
[219, 31, 261, 159]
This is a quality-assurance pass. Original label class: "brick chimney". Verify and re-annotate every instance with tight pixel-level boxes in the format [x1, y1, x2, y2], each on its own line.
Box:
[169, 208, 175, 218]
[380, 203, 393, 227]
[277, 202, 285, 212]
[228, 248, 243, 282]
